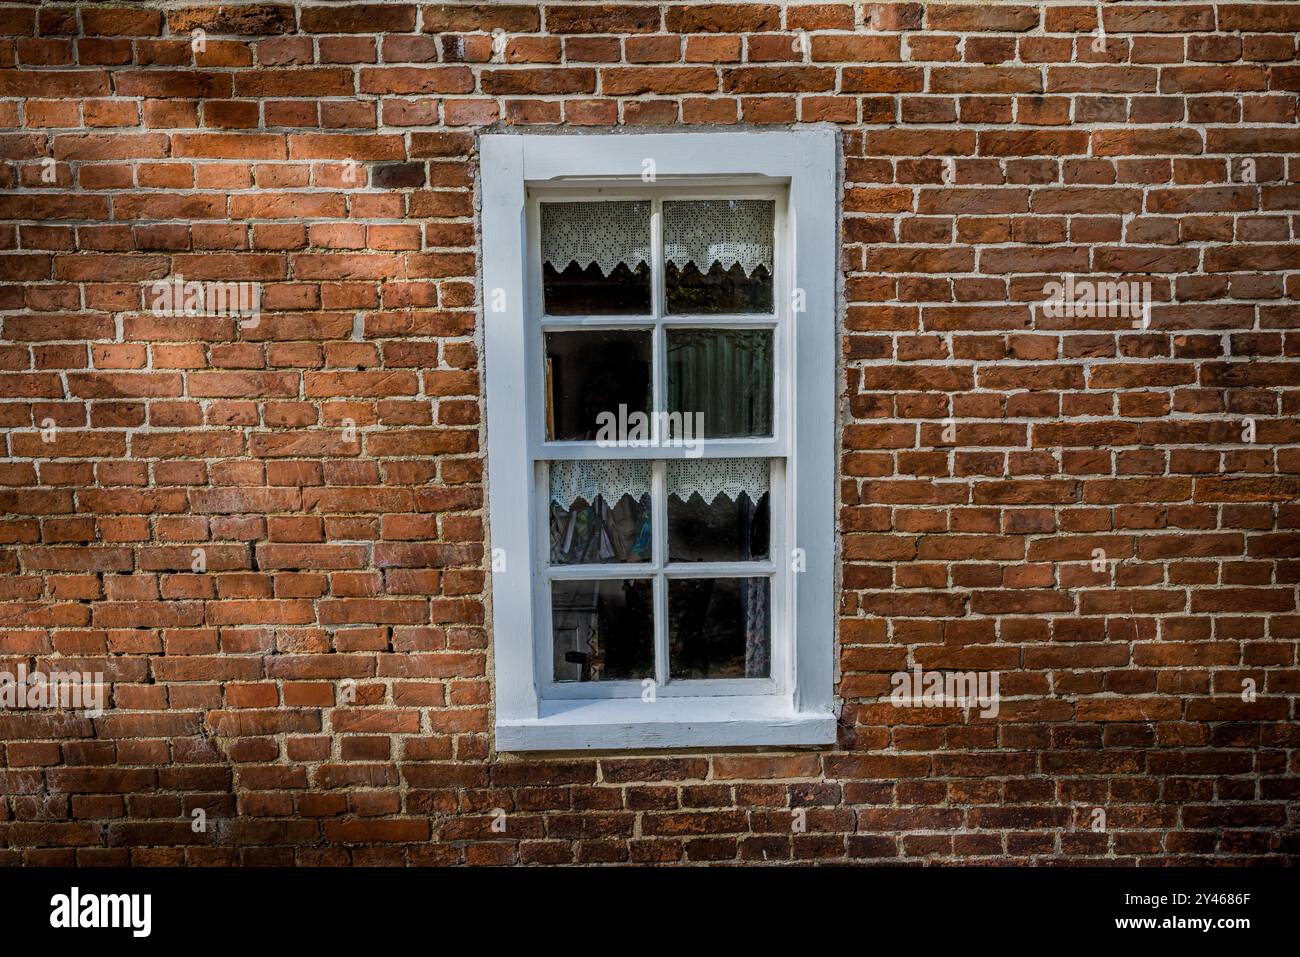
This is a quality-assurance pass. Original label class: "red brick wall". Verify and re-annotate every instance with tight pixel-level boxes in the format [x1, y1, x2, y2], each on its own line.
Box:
[1, 2, 1297, 865]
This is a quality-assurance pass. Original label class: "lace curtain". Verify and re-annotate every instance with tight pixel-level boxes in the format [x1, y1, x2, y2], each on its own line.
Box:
[666, 458, 769, 505]
[549, 458, 769, 509]
[549, 459, 652, 509]
[664, 200, 774, 276]
[540, 199, 773, 277]
[541, 201, 651, 276]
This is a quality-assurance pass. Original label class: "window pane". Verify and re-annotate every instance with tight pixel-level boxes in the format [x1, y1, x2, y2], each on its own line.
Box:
[668, 577, 770, 680]
[664, 199, 774, 314]
[667, 328, 773, 438]
[667, 458, 770, 562]
[542, 201, 651, 314]
[545, 329, 651, 441]
[550, 460, 652, 565]
[552, 578, 654, 682]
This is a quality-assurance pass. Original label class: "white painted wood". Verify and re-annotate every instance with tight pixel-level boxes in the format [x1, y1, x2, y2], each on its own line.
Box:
[650, 460, 668, 689]
[787, 129, 839, 721]
[497, 697, 836, 751]
[538, 316, 780, 328]
[545, 560, 778, 580]
[535, 438, 786, 461]
[542, 676, 777, 700]
[480, 135, 538, 725]
[481, 130, 839, 753]
[519, 133, 814, 185]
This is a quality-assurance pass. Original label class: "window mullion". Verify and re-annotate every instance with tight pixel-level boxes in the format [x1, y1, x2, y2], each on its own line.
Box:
[651, 196, 666, 441]
[651, 196, 668, 689]
[651, 194, 664, 322]
[652, 459, 668, 688]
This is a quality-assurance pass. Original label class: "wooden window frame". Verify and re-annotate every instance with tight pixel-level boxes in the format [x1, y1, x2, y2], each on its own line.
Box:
[482, 130, 838, 752]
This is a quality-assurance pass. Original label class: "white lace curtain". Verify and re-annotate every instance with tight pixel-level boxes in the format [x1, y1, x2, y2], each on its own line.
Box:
[541, 201, 650, 275]
[666, 458, 770, 504]
[550, 460, 651, 509]
[549, 459, 770, 509]
[540, 200, 774, 277]
[664, 200, 773, 276]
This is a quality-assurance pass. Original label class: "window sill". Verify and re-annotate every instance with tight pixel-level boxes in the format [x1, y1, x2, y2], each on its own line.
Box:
[495, 696, 836, 752]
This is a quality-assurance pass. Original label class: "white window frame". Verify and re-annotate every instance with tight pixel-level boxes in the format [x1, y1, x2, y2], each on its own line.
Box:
[481, 130, 837, 751]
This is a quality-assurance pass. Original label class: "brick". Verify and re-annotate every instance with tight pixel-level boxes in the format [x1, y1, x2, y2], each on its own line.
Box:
[358, 68, 475, 95]
[665, 4, 781, 33]
[928, 5, 1039, 30]
[300, 5, 416, 33]
[168, 6, 297, 35]
[545, 5, 660, 33]
[481, 68, 596, 95]
[422, 5, 540, 32]
[602, 67, 718, 95]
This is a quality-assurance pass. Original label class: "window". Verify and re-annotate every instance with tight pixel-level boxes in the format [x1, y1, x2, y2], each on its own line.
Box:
[482, 131, 836, 751]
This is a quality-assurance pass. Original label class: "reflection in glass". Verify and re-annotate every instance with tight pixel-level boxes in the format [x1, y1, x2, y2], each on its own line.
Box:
[668, 494, 769, 565]
[545, 330, 651, 441]
[668, 577, 770, 680]
[552, 578, 654, 682]
[665, 262, 773, 314]
[550, 461, 652, 565]
[544, 261, 651, 315]
[664, 200, 774, 314]
[667, 329, 773, 438]
[542, 201, 652, 314]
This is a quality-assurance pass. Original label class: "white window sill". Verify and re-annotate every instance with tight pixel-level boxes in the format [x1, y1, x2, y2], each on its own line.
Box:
[495, 696, 836, 752]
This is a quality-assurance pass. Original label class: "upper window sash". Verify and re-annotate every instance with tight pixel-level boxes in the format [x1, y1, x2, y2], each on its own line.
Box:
[526, 185, 789, 462]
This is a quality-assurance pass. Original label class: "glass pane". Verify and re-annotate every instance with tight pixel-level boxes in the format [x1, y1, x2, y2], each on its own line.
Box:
[552, 578, 654, 682]
[542, 201, 651, 314]
[668, 577, 770, 680]
[545, 329, 651, 441]
[550, 460, 652, 565]
[667, 458, 770, 562]
[667, 328, 773, 438]
[664, 199, 774, 314]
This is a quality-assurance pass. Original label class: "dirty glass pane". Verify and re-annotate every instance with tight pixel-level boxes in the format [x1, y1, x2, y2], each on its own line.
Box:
[666, 328, 773, 438]
[544, 261, 652, 315]
[549, 460, 652, 565]
[552, 578, 654, 682]
[667, 458, 770, 563]
[542, 201, 652, 314]
[664, 199, 775, 314]
[545, 329, 651, 441]
[668, 577, 770, 680]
